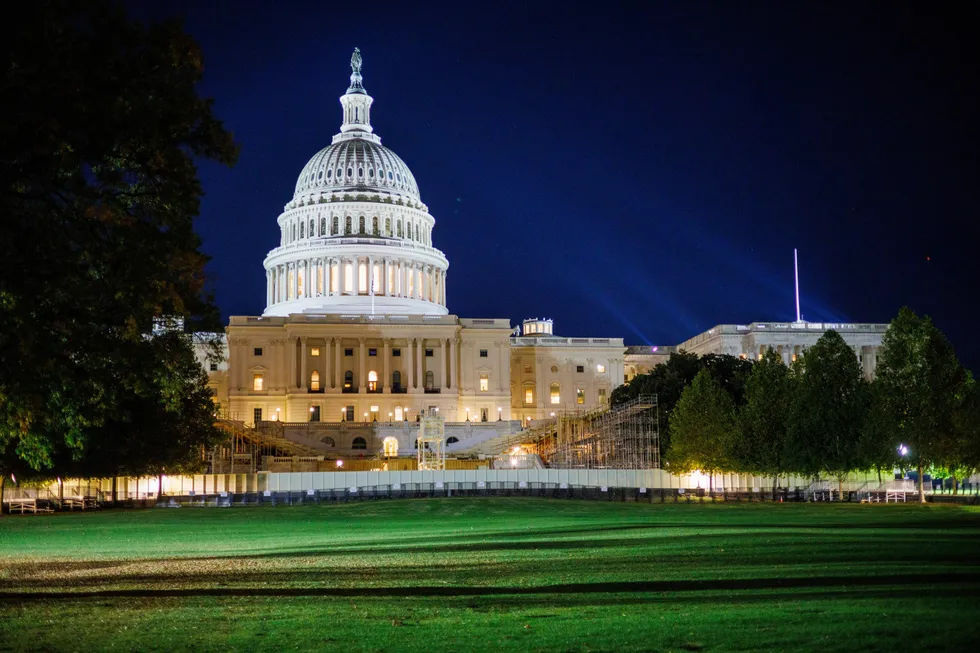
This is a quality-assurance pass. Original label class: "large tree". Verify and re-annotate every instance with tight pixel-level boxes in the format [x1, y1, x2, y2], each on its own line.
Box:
[786, 330, 865, 497]
[874, 308, 966, 502]
[734, 350, 795, 494]
[666, 369, 736, 492]
[612, 351, 751, 458]
[0, 1, 236, 494]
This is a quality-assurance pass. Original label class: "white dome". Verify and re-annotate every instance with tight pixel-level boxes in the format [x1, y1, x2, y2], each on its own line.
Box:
[293, 139, 420, 202]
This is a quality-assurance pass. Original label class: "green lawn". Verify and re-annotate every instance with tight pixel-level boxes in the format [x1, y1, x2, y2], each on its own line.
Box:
[1, 499, 978, 652]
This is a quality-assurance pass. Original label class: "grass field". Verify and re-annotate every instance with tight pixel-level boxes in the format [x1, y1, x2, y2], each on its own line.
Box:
[1, 499, 978, 652]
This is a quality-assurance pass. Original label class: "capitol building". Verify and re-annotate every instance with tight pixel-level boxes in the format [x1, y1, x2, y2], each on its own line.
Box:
[203, 50, 888, 457]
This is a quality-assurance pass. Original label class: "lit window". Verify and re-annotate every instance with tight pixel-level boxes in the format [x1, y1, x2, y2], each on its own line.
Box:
[596, 364, 605, 373]
[252, 374, 264, 391]
[368, 370, 378, 392]
[480, 349, 488, 358]
[311, 347, 320, 357]
[310, 371, 320, 391]
[577, 389, 585, 405]
[344, 371, 353, 389]
[525, 388, 534, 404]
[550, 382, 560, 404]
[480, 374, 489, 392]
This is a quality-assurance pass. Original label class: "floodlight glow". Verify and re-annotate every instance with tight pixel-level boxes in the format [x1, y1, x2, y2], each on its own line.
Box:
[652, 346, 658, 352]
[336, 460, 344, 468]
[510, 457, 518, 467]
[898, 444, 909, 456]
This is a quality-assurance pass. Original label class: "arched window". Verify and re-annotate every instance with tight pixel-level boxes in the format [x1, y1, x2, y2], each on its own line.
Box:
[385, 218, 391, 235]
[392, 370, 402, 391]
[357, 167, 363, 177]
[345, 216, 352, 235]
[332, 216, 339, 235]
[382, 436, 398, 456]
[446, 436, 459, 446]
[550, 382, 561, 404]
[577, 389, 585, 404]
[310, 370, 320, 391]
[524, 385, 534, 404]
[424, 370, 434, 391]
[368, 370, 378, 392]
[309, 219, 315, 236]
[299, 222, 304, 238]
[358, 216, 365, 233]
[320, 217, 326, 235]
[291, 223, 296, 241]
[397, 221, 403, 238]
[320, 436, 335, 447]
[344, 370, 353, 389]
[352, 437, 367, 449]
[372, 216, 379, 235]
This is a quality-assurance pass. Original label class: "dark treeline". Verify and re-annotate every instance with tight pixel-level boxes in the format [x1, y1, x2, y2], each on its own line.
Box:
[612, 308, 980, 501]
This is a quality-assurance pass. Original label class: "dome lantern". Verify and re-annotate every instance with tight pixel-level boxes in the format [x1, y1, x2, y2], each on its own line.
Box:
[337, 47, 377, 143]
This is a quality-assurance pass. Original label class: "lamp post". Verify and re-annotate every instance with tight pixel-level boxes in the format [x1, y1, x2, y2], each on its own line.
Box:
[465, 407, 470, 422]
[363, 412, 368, 423]
[341, 408, 346, 422]
[497, 406, 502, 421]
[388, 412, 393, 423]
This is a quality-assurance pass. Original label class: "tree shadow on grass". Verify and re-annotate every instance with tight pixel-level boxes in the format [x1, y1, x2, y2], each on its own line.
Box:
[1, 572, 977, 602]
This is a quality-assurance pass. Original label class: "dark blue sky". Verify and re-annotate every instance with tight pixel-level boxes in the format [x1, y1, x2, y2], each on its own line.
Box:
[133, 1, 978, 370]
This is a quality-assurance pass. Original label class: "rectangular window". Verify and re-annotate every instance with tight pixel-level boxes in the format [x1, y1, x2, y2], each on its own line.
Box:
[525, 388, 534, 404]
[576, 365, 584, 373]
[209, 362, 218, 372]
[425, 349, 433, 357]
[309, 406, 320, 422]
[479, 349, 488, 358]
[598, 388, 607, 405]
[254, 347, 263, 356]
[369, 348, 377, 356]
[577, 389, 585, 405]
[345, 406, 355, 422]
[392, 348, 401, 357]
[252, 374, 264, 391]
[524, 364, 532, 374]
[344, 348, 353, 357]
[253, 407, 262, 424]
[310, 347, 320, 357]
[596, 364, 605, 373]
[479, 374, 489, 392]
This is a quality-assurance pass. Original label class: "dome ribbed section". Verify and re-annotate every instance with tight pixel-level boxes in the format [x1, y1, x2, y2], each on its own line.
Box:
[293, 139, 420, 201]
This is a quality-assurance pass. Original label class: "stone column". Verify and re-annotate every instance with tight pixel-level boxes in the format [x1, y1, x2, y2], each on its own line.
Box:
[383, 338, 390, 392]
[287, 336, 297, 390]
[334, 337, 342, 389]
[368, 256, 375, 296]
[339, 258, 346, 295]
[449, 337, 457, 390]
[358, 337, 366, 393]
[300, 337, 307, 390]
[405, 338, 415, 391]
[440, 338, 447, 388]
[266, 269, 272, 306]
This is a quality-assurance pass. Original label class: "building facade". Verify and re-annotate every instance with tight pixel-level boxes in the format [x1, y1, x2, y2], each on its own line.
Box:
[201, 50, 890, 458]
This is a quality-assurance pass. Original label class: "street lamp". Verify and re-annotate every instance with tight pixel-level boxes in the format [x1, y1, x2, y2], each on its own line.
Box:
[363, 412, 368, 422]
[341, 408, 346, 422]
[497, 407, 502, 421]
[388, 412, 393, 423]
[465, 407, 470, 422]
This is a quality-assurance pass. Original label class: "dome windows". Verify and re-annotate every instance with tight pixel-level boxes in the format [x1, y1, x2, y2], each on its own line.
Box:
[327, 169, 332, 179]
[388, 171, 393, 180]
[347, 167, 353, 178]
[357, 168, 363, 178]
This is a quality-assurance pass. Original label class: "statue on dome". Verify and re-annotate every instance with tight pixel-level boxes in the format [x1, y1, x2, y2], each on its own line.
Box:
[351, 47, 362, 74]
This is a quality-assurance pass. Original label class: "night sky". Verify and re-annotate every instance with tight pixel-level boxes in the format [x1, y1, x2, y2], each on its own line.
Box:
[131, 1, 979, 371]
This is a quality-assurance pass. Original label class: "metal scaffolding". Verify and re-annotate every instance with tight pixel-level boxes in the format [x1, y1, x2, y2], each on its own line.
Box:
[515, 394, 660, 469]
[417, 416, 446, 470]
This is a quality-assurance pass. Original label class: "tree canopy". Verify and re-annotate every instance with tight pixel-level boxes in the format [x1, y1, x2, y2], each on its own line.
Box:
[0, 1, 237, 484]
[733, 349, 795, 491]
[666, 369, 736, 491]
[873, 307, 966, 502]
